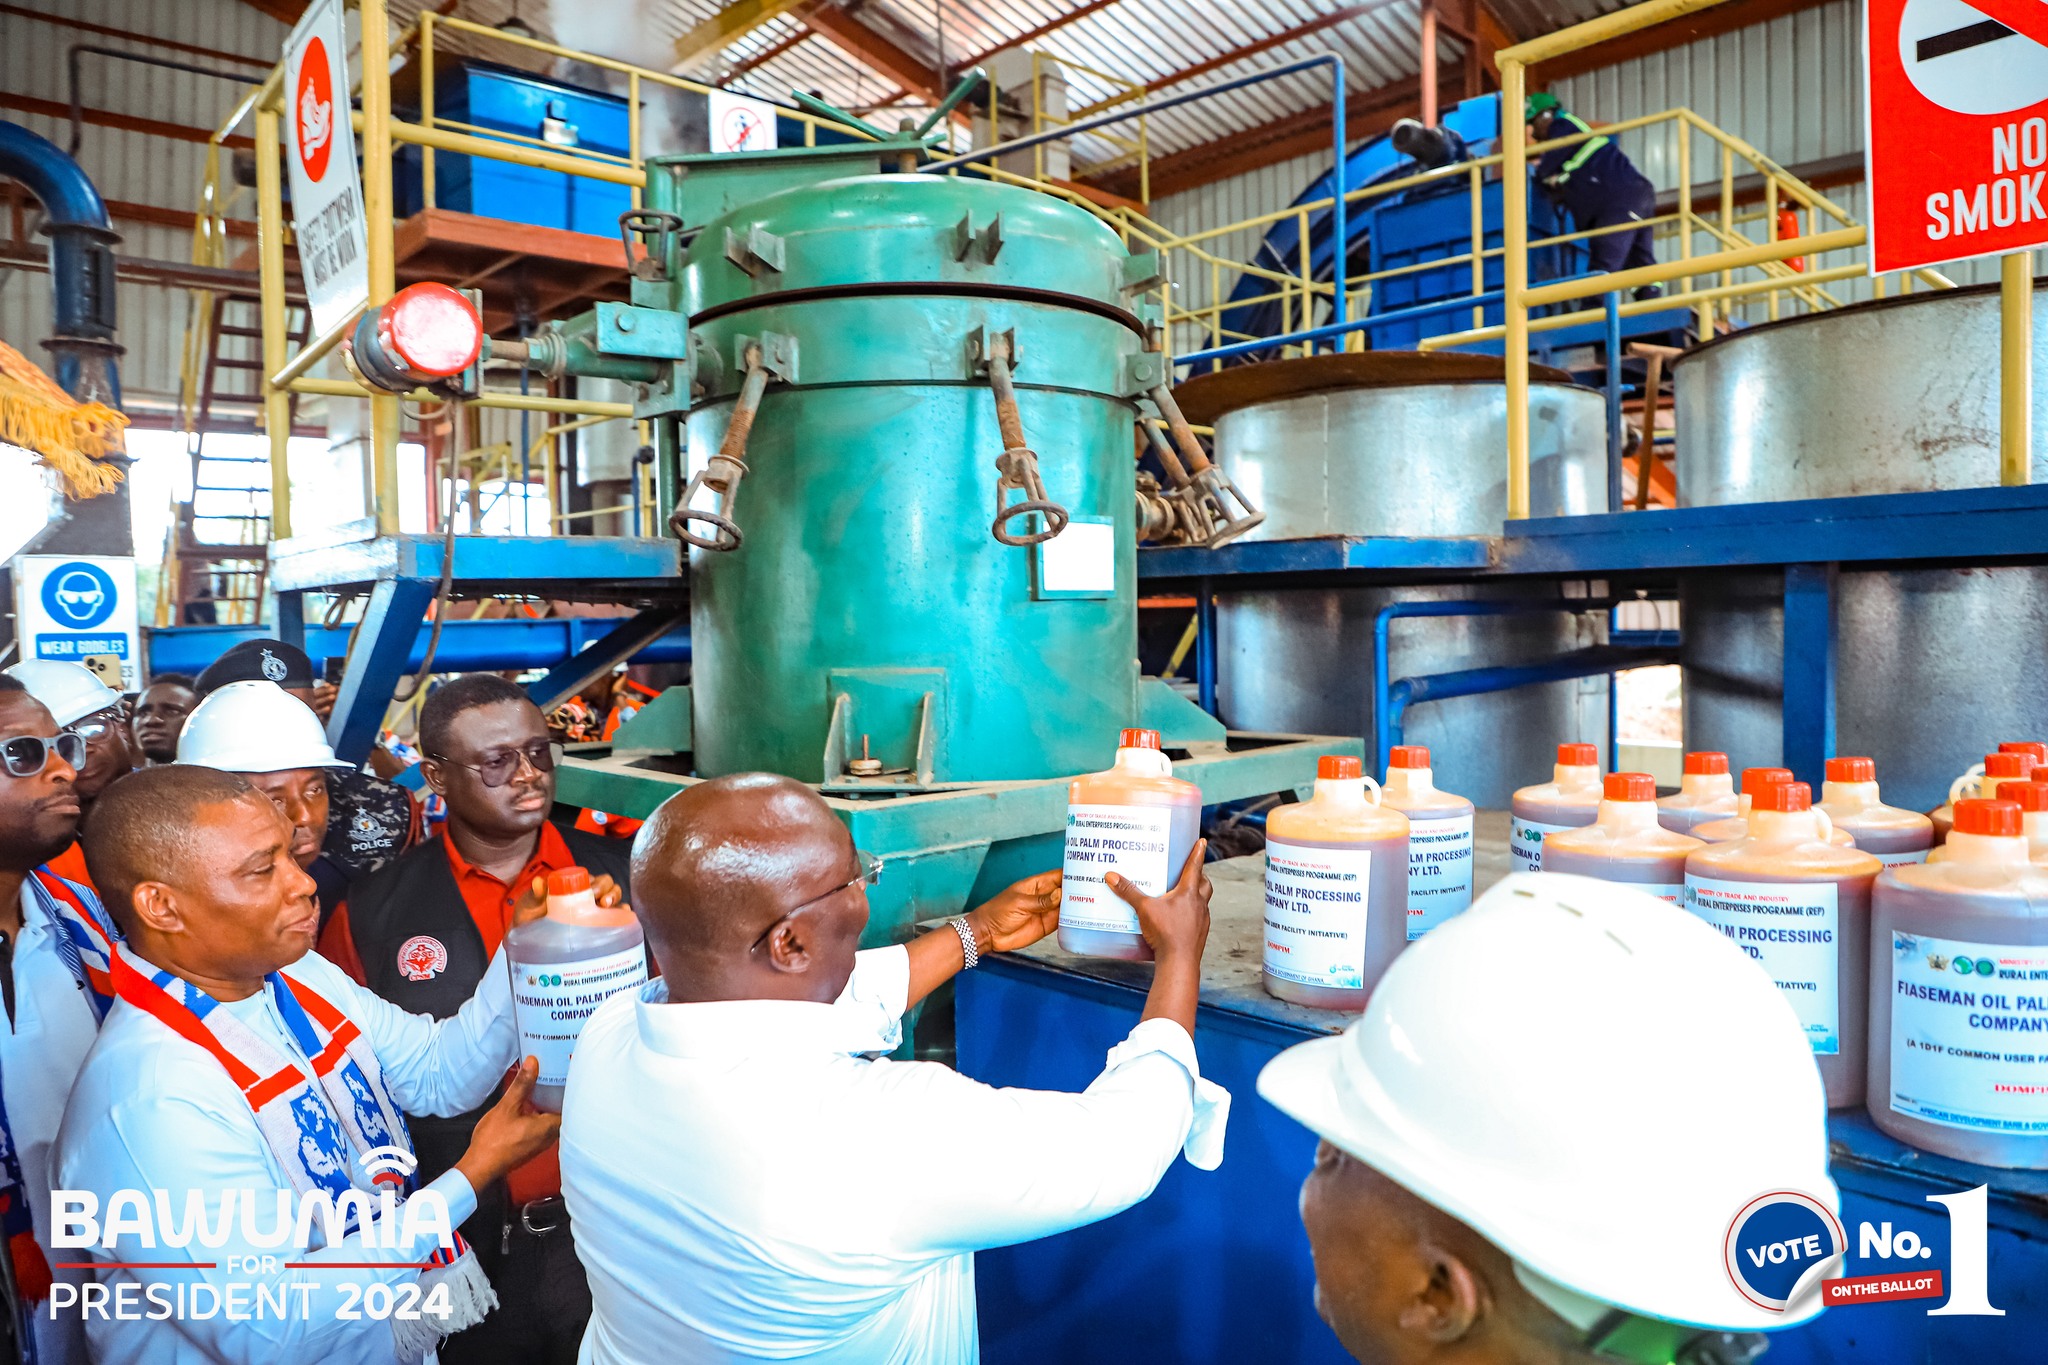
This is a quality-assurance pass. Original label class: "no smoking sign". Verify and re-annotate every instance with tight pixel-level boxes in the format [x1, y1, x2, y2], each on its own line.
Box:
[1864, 0, 2048, 271]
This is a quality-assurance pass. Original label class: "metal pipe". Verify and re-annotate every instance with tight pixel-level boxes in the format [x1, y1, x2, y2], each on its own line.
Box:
[361, 0, 401, 538]
[919, 53, 1349, 332]
[1605, 289, 1622, 512]
[68, 45, 253, 156]
[1502, 59, 1530, 520]
[1419, 3, 1438, 127]
[255, 104, 292, 539]
[0, 120, 120, 405]
[1522, 227, 1864, 308]
[144, 618, 691, 674]
[1385, 646, 1678, 767]
[1499, 0, 1738, 66]
[288, 376, 634, 417]
[1371, 599, 1628, 777]
[2002, 251, 2033, 487]
[268, 303, 365, 390]
[1196, 576, 1217, 717]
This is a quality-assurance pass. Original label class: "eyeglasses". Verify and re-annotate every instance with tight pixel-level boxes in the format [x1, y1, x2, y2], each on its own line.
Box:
[1, 733, 88, 779]
[427, 741, 563, 789]
[749, 849, 883, 953]
[66, 708, 126, 742]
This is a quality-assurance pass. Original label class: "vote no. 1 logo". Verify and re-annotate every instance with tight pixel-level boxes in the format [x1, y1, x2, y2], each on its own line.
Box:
[39, 562, 117, 630]
[1724, 1191, 1846, 1313]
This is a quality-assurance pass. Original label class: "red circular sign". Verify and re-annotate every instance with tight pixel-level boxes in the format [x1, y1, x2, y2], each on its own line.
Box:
[294, 36, 335, 182]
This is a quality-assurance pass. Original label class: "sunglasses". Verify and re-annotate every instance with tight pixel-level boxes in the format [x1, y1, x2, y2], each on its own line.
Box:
[750, 850, 884, 953]
[1, 733, 88, 779]
[66, 712, 126, 742]
[427, 741, 563, 789]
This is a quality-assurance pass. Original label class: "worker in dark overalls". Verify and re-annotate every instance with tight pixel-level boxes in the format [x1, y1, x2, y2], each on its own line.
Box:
[1526, 91, 1663, 297]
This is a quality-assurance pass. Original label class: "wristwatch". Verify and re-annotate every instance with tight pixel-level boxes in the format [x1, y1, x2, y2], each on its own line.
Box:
[949, 916, 980, 970]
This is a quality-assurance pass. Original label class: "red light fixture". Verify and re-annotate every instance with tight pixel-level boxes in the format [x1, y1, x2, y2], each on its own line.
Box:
[346, 282, 482, 394]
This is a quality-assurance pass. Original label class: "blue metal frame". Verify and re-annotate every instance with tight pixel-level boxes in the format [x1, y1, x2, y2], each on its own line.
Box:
[1194, 577, 1218, 717]
[145, 617, 691, 676]
[1781, 563, 1838, 790]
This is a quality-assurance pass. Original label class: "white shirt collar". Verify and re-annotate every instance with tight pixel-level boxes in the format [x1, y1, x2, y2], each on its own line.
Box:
[633, 976, 897, 1059]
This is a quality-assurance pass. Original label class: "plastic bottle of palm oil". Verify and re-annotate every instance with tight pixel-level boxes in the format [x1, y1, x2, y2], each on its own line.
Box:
[1684, 781, 1880, 1108]
[1932, 748, 2039, 844]
[1509, 743, 1603, 874]
[1542, 772, 1704, 903]
[1058, 728, 1203, 960]
[1819, 756, 1934, 867]
[1692, 767, 1793, 843]
[1869, 798, 2048, 1168]
[1261, 755, 1410, 1011]
[506, 867, 649, 1113]
[1379, 745, 1475, 940]
[1656, 751, 1737, 834]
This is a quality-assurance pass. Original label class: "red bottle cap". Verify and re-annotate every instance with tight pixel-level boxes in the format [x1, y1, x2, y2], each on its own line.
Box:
[1604, 772, 1656, 802]
[1119, 728, 1162, 750]
[1984, 752, 2036, 779]
[547, 867, 591, 897]
[1753, 781, 1812, 813]
[2001, 781, 2048, 813]
[1825, 756, 1875, 783]
[1954, 799, 2022, 838]
[1557, 743, 1599, 766]
[1999, 741, 2048, 765]
[1740, 767, 1794, 795]
[1683, 751, 1729, 776]
[1388, 745, 1432, 769]
[1319, 755, 1363, 780]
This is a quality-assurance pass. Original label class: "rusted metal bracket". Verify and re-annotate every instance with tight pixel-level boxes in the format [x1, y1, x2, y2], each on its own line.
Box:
[669, 333, 788, 553]
[618, 209, 686, 283]
[1145, 381, 1266, 548]
[970, 327, 1069, 547]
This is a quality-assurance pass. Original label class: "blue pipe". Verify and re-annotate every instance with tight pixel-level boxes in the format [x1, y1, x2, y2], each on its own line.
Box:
[1370, 599, 1675, 777]
[144, 618, 691, 677]
[0, 121, 120, 404]
[1604, 288, 1623, 512]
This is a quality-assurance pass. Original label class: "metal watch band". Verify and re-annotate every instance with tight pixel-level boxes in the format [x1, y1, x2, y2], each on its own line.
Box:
[950, 916, 980, 969]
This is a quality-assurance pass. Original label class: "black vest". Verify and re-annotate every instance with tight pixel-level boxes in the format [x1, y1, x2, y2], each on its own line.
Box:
[344, 823, 633, 1199]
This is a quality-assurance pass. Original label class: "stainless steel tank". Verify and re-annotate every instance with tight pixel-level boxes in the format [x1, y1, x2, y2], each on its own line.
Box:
[1178, 355, 1612, 808]
[1675, 284, 2048, 811]
[1676, 282, 2048, 503]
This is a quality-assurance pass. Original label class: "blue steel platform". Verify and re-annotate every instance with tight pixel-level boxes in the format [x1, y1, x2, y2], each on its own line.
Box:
[1137, 485, 2048, 582]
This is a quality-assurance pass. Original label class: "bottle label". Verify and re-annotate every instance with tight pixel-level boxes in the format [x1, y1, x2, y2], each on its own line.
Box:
[1510, 817, 1573, 873]
[1876, 848, 1931, 868]
[1683, 875, 1839, 1055]
[1636, 883, 1686, 906]
[1406, 814, 1474, 939]
[1888, 931, 2048, 1134]
[1263, 840, 1371, 989]
[512, 945, 649, 1088]
[1060, 804, 1177, 935]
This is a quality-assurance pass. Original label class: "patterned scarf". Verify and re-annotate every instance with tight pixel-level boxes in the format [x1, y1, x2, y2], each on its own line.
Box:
[108, 946, 494, 1362]
[0, 869, 120, 1363]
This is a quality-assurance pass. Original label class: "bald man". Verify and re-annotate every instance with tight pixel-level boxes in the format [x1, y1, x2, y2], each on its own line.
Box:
[54, 767, 558, 1365]
[562, 774, 1229, 1364]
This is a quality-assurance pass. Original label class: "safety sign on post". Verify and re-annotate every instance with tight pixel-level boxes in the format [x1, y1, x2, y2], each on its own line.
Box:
[708, 91, 779, 154]
[10, 555, 141, 691]
[282, 0, 370, 336]
[1863, 0, 2048, 272]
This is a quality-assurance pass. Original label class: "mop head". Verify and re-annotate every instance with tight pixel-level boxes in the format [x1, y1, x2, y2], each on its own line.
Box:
[0, 339, 128, 499]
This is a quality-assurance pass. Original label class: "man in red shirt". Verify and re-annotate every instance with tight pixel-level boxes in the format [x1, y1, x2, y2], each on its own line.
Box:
[320, 673, 628, 1364]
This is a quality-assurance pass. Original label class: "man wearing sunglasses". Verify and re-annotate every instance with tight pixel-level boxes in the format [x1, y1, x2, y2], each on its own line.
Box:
[0, 676, 122, 1365]
[563, 773, 1227, 1365]
[319, 672, 629, 1365]
[5, 661, 136, 890]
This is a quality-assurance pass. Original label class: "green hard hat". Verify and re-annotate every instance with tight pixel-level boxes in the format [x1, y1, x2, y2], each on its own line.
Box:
[1525, 91, 1561, 122]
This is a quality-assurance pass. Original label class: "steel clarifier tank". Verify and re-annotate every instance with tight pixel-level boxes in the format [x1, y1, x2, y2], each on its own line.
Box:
[1178, 355, 1612, 809]
[1674, 283, 2048, 812]
[665, 155, 1148, 783]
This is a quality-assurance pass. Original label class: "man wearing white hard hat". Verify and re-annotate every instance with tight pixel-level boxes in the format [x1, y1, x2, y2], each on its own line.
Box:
[1259, 872, 1839, 1365]
[5, 661, 135, 889]
[177, 680, 359, 926]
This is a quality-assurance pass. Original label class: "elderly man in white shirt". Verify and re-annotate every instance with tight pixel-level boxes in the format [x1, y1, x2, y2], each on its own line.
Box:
[563, 772, 1228, 1364]
[52, 764, 559, 1365]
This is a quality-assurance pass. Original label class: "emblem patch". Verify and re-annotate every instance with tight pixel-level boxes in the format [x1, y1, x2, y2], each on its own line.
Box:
[396, 935, 449, 982]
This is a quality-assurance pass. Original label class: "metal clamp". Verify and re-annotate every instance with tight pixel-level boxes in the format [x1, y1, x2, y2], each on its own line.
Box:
[970, 328, 1069, 547]
[618, 209, 686, 283]
[1144, 381, 1265, 548]
[670, 340, 768, 552]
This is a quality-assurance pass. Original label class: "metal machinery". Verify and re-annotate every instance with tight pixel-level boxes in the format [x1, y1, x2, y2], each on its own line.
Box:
[302, 129, 1347, 950]
[1675, 282, 2048, 811]
[1179, 353, 1623, 807]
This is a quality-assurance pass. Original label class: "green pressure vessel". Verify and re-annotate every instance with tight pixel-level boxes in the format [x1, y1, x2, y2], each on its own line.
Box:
[670, 167, 1153, 785]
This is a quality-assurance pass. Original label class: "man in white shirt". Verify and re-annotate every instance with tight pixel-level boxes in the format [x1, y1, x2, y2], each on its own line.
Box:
[0, 679, 118, 1365]
[53, 764, 559, 1365]
[563, 772, 1228, 1365]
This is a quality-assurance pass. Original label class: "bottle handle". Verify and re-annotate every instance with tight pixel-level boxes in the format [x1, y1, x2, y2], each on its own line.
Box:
[1362, 773, 1383, 807]
[1813, 806, 1834, 845]
[1949, 763, 1985, 805]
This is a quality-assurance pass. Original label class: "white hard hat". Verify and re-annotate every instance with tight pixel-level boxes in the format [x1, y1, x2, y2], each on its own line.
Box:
[176, 680, 352, 773]
[1257, 871, 1836, 1334]
[5, 660, 122, 727]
